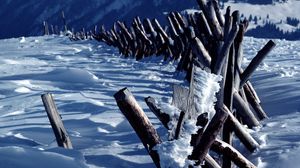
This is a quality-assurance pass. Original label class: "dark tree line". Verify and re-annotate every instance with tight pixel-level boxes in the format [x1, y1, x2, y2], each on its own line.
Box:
[220, 0, 287, 5]
[286, 17, 300, 27]
[246, 22, 300, 40]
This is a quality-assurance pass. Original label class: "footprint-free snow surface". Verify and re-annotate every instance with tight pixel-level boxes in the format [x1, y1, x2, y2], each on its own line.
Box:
[0, 36, 299, 168]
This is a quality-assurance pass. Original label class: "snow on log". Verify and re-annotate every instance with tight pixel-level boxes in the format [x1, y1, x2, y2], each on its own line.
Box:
[211, 139, 257, 168]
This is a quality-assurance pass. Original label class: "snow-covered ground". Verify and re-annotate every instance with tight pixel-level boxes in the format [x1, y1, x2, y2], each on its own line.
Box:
[0, 36, 299, 168]
[225, 0, 300, 32]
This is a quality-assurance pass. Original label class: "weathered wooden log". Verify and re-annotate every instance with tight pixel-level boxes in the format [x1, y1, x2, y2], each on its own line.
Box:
[61, 10, 68, 32]
[143, 18, 158, 39]
[197, 12, 213, 39]
[172, 85, 190, 112]
[191, 37, 212, 70]
[51, 25, 55, 35]
[145, 96, 170, 129]
[196, 0, 223, 39]
[135, 16, 146, 34]
[244, 83, 268, 120]
[133, 22, 152, 46]
[223, 105, 259, 152]
[223, 7, 232, 42]
[190, 106, 229, 164]
[169, 12, 184, 35]
[114, 88, 161, 168]
[233, 24, 245, 89]
[176, 44, 192, 71]
[211, 139, 257, 168]
[190, 113, 209, 147]
[186, 64, 196, 117]
[212, 0, 225, 27]
[222, 43, 235, 168]
[213, 24, 238, 75]
[205, 154, 222, 168]
[152, 19, 170, 43]
[167, 16, 179, 37]
[246, 81, 261, 103]
[175, 12, 188, 29]
[41, 93, 73, 149]
[240, 40, 276, 87]
[174, 111, 186, 140]
[43, 21, 50, 35]
[233, 92, 260, 128]
[117, 21, 133, 41]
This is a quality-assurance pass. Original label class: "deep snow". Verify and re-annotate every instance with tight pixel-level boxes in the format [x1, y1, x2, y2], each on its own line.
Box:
[0, 36, 299, 168]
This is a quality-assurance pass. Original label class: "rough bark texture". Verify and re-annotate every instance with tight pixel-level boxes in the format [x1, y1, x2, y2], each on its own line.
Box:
[114, 88, 161, 168]
[41, 93, 73, 149]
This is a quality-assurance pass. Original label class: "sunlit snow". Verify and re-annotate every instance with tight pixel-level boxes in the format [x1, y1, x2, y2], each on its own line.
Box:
[0, 35, 299, 167]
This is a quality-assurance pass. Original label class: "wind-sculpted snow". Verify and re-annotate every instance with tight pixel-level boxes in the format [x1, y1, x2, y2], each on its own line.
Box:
[0, 36, 299, 167]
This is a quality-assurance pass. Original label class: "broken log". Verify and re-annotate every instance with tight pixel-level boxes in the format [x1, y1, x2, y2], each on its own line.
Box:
[41, 93, 73, 149]
[240, 40, 276, 87]
[145, 96, 170, 129]
[114, 88, 161, 168]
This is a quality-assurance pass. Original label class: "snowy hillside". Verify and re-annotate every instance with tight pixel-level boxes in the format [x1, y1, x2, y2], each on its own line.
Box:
[0, 36, 299, 167]
[223, 0, 300, 40]
[0, 0, 197, 39]
[2, 0, 300, 40]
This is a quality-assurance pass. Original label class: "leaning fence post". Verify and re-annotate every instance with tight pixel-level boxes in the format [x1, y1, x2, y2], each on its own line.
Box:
[114, 88, 161, 168]
[41, 93, 73, 149]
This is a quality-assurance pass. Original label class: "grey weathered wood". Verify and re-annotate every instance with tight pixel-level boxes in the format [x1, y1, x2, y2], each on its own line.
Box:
[213, 24, 238, 75]
[145, 96, 170, 129]
[43, 21, 49, 35]
[169, 12, 184, 35]
[41, 93, 73, 149]
[234, 24, 245, 90]
[205, 154, 222, 168]
[152, 19, 170, 43]
[191, 37, 212, 69]
[196, 0, 223, 39]
[212, 0, 225, 27]
[211, 139, 257, 168]
[174, 12, 188, 29]
[114, 88, 161, 168]
[246, 81, 261, 103]
[190, 106, 229, 164]
[223, 105, 259, 152]
[240, 40, 276, 87]
[61, 10, 68, 33]
[233, 92, 260, 128]
[222, 44, 235, 168]
[223, 7, 232, 43]
[244, 83, 268, 120]
[174, 111, 186, 139]
[172, 85, 189, 112]
[167, 16, 179, 37]
[198, 12, 213, 38]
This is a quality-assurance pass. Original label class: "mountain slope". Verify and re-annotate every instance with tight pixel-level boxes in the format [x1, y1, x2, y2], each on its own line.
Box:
[0, 0, 197, 39]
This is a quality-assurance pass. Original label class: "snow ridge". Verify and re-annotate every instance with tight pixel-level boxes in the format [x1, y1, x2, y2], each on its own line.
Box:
[155, 68, 221, 168]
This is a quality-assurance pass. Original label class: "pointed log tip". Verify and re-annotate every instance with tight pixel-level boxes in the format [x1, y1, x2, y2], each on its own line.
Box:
[114, 87, 130, 100]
